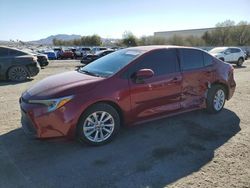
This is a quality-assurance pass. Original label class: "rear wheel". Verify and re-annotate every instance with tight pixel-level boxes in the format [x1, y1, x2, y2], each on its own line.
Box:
[206, 85, 226, 114]
[77, 103, 120, 146]
[237, 58, 244, 67]
[8, 66, 28, 82]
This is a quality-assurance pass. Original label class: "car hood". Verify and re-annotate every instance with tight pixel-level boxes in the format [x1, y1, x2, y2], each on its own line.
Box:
[23, 71, 104, 99]
[210, 52, 223, 57]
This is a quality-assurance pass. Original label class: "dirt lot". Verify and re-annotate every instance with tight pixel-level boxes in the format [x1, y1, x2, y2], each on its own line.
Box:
[0, 60, 250, 188]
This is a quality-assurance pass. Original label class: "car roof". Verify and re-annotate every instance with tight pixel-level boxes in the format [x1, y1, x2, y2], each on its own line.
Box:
[94, 49, 114, 55]
[0, 46, 33, 54]
[127, 45, 203, 52]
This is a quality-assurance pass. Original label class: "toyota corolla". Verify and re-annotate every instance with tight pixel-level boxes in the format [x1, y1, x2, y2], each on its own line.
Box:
[19, 46, 236, 145]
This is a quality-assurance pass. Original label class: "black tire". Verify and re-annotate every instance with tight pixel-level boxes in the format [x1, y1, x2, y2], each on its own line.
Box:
[206, 85, 226, 114]
[236, 57, 244, 67]
[77, 103, 120, 146]
[8, 66, 28, 82]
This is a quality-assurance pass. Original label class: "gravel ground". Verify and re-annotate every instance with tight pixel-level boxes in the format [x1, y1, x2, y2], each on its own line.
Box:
[0, 59, 249, 188]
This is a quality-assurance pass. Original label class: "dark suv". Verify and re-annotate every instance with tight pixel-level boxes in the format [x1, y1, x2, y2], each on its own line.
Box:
[0, 46, 40, 81]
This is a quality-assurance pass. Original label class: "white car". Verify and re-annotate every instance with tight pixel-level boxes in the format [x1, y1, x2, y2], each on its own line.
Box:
[75, 47, 91, 57]
[209, 47, 245, 67]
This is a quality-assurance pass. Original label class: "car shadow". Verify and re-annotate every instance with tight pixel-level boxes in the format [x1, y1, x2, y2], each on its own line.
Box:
[0, 109, 240, 188]
[233, 65, 247, 69]
[0, 79, 33, 86]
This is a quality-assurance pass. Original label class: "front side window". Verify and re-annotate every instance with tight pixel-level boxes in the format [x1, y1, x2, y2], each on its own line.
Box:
[180, 49, 204, 71]
[131, 49, 179, 76]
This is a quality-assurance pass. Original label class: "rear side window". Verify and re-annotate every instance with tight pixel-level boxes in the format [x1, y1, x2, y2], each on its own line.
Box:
[0, 47, 9, 57]
[179, 49, 204, 71]
[230, 48, 241, 53]
[9, 49, 27, 56]
[131, 49, 179, 76]
[203, 52, 213, 66]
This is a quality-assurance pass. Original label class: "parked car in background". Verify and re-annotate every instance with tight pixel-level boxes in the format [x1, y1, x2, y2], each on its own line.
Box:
[0, 46, 40, 81]
[75, 47, 91, 57]
[53, 47, 63, 59]
[58, 49, 74, 59]
[42, 50, 57, 60]
[20, 46, 236, 145]
[91, 47, 108, 54]
[36, 53, 49, 67]
[81, 49, 115, 64]
[242, 49, 249, 60]
[26, 49, 49, 67]
[209, 47, 245, 67]
[23, 49, 49, 67]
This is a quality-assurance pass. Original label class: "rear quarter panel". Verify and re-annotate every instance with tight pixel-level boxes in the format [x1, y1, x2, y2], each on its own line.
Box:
[213, 59, 236, 99]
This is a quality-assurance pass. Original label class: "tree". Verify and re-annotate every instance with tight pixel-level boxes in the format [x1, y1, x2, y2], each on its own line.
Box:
[211, 20, 235, 46]
[167, 35, 186, 46]
[90, 35, 102, 46]
[138, 36, 167, 45]
[122, 31, 138, 47]
[230, 21, 250, 46]
[185, 36, 205, 46]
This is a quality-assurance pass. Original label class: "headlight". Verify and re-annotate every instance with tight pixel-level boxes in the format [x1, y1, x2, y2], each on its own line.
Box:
[28, 95, 74, 112]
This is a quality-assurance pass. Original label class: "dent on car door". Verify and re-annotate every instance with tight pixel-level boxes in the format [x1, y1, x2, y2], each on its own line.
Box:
[179, 49, 214, 109]
[128, 49, 182, 122]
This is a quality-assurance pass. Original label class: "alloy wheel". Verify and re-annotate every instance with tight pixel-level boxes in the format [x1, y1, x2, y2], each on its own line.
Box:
[83, 111, 115, 143]
[8, 66, 28, 82]
[213, 89, 225, 111]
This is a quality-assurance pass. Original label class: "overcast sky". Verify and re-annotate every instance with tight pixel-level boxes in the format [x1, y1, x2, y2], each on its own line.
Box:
[0, 0, 249, 41]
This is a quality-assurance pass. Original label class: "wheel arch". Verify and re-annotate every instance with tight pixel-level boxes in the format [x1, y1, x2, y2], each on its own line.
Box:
[211, 82, 229, 100]
[238, 56, 244, 61]
[219, 57, 225, 61]
[78, 100, 124, 128]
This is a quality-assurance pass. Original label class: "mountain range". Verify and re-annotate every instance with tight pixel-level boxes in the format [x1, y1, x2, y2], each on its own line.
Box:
[30, 34, 82, 44]
[0, 34, 119, 46]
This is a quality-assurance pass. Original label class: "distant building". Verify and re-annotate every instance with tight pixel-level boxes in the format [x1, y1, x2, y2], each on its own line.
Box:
[154, 27, 218, 39]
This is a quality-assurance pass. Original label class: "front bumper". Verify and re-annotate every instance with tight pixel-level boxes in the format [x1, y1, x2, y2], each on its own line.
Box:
[19, 96, 82, 139]
[27, 64, 40, 77]
[21, 109, 37, 138]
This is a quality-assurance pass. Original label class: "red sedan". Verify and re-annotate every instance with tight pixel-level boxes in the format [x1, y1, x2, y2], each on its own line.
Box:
[20, 46, 236, 145]
[58, 50, 74, 59]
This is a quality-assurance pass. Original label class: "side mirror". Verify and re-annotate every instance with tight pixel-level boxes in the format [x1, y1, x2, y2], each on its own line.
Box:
[133, 69, 154, 83]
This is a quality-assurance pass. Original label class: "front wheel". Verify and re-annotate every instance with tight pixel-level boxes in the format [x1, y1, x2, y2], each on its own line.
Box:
[206, 85, 226, 114]
[77, 103, 120, 146]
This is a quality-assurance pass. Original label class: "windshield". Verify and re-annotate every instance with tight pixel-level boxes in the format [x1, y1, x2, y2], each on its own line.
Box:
[209, 47, 227, 54]
[79, 49, 143, 77]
